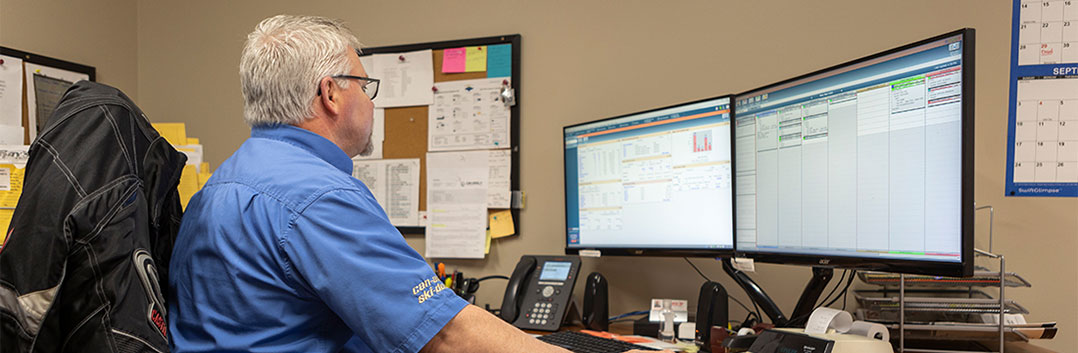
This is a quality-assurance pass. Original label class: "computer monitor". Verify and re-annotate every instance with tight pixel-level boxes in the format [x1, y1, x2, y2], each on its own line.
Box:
[732, 29, 974, 277]
[564, 96, 735, 257]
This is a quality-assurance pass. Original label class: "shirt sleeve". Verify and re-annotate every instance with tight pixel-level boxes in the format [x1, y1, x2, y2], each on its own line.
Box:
[280, 188, 468, 353]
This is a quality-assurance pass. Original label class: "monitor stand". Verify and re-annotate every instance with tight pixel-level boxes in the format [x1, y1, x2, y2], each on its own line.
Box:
[720, 259, 834, 328]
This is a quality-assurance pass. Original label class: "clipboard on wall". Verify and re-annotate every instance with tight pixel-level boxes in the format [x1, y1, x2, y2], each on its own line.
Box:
[359, 34, 521, 236]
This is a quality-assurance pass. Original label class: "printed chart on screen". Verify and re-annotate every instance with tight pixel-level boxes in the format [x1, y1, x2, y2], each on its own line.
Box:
[1006, 0, 1078, 197]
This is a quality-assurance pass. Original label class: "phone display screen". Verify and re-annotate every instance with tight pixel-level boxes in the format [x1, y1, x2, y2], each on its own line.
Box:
[538, 262, 572, 281]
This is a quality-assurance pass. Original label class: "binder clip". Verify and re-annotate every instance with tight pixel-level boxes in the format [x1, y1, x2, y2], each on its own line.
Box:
[499, 80, 516, 107]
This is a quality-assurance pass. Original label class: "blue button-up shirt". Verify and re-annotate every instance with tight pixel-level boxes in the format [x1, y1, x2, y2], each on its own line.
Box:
[169, 124, 467, 353]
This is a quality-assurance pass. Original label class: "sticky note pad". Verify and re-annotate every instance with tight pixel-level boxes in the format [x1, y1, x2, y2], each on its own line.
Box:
[487, 44, 511, 78]
[489, 210, 515, 238]
[465, 46, 487, 72]
[485, 230, 492, 254]
[442, 47, 466, 73]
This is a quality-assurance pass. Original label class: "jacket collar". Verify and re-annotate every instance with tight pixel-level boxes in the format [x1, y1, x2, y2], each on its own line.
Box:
[251, 124, 353, 175]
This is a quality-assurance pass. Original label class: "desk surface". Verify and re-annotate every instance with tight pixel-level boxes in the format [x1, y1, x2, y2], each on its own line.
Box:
[529, 323, 1058, 353]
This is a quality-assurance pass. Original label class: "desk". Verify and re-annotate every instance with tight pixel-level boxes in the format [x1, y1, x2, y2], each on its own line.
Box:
[529, 322, 690, 352]
[528, 323, 1058, 353]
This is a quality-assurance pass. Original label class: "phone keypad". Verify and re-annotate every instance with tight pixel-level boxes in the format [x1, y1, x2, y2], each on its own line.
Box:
[525, 302, 558, 326]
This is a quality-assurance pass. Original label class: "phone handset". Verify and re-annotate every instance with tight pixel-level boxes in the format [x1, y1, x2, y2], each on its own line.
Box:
[498, 256, 537, 322]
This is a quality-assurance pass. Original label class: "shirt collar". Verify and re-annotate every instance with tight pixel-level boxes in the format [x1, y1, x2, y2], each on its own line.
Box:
[251, 124, 353, 174]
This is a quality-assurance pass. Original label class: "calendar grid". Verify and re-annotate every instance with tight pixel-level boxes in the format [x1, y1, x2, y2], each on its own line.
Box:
[1007, 0, 1078, 196]
[1017, 0, 1078, 65]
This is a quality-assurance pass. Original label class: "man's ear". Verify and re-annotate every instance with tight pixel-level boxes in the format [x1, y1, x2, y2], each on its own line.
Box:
[318, 77, 341, 116]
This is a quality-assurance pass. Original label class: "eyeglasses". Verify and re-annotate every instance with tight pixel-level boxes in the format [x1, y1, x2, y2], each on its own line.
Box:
[318, 75, 380, 100]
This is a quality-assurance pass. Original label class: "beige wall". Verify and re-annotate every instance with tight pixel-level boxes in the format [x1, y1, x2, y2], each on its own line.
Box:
[0, 0, 138, 101]
[0, 0, 1048, 351]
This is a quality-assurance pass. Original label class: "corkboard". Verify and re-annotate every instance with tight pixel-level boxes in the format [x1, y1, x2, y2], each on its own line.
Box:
[363, 35, 521, 234]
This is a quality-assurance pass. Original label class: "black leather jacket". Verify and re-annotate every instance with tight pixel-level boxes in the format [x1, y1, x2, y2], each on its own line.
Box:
[0, 81, 186, 352]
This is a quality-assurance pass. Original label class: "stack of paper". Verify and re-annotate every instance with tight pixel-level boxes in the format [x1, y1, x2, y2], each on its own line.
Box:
[151, 123, 214, 209]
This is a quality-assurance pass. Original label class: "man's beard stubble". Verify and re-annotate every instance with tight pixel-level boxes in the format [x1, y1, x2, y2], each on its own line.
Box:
[357, 132, 374, 157]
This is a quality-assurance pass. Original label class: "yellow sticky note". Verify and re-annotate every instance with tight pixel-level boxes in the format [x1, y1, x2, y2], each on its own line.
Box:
[186, 137, 200, 145]
[465, 46, 487, 72]
[178, 164, 199, 210]
[0, 165, 25, 243]
[485, 229, 492, 254]
[488, 210, 515, 238]
[152, 123, 187, 146]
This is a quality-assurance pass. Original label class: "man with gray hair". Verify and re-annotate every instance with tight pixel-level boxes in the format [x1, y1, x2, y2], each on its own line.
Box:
[168, 15, 596, 352]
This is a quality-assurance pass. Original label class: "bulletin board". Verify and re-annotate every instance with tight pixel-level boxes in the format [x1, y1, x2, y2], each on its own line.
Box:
[360, 35, 521, 235]
[0, 47, 94, 243]
[0, 46, 96, 144]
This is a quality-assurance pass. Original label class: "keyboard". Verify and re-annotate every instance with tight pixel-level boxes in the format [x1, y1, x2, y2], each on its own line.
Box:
[538, 331, 661, 353]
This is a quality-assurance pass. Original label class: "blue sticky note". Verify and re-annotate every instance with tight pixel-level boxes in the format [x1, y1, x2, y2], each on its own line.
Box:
[486, 44, 512, 78]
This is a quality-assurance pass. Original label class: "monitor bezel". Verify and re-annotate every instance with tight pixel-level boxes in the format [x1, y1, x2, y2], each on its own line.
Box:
[563, 95, 737, 258]
[731, 28, 975, 277]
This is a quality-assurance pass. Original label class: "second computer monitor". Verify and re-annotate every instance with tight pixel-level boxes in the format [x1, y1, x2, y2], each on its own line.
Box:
[733, 29, 974, 276]
[564, 96, 735, 256]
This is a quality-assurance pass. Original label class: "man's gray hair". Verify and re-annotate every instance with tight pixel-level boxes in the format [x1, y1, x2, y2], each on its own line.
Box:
[239, 15, 361, 126]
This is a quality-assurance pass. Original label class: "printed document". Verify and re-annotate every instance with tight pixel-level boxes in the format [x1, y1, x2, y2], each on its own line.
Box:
[371, 50, 434, 108]
[428, 78, 511, 151]
[487, 149, 511, 208]
[0, 55, 24, 130]
[352, 158, 420, 226]
[425, 150, 489, 258]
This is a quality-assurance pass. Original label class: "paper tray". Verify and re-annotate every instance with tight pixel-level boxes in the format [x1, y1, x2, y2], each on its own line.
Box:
[881, 323, 1057, 341]
[858, 271, 1031, 288]
[856, 292, 1028, 315]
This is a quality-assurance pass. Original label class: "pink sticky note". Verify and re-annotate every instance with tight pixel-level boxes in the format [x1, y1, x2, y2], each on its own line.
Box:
[442, 47, 466, 73]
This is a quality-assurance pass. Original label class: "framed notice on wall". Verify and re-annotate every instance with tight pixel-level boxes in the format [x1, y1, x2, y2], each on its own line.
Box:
[1004, 0, 1078, 197]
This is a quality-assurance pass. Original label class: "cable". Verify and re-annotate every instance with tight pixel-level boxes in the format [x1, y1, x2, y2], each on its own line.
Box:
[608, 310, 650, 322]
[841, 270, 856, 310]
[684, 257, 759, 321]
[816, 270, 847, 311]
[684, 257, 711, 281]
[822, 270, 856, 308]
[786, 270, 849, 326]
[749, 294, 762, 323]
[476, 275, 509, 282]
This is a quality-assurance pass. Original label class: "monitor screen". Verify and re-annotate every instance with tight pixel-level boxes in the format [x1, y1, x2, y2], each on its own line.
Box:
[564, 96, 735, 256]
[733, 30, 973, 276]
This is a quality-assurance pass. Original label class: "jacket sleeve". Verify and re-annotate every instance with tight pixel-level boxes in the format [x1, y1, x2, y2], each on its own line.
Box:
[0, 146, 75, 352]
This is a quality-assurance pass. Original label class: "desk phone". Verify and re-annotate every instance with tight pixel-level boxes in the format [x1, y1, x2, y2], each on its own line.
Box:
[499, 255, 581, 331]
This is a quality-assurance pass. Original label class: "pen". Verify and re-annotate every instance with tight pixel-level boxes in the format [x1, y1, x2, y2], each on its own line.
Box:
[437, 262, 445, 280]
